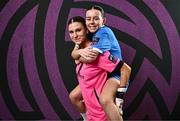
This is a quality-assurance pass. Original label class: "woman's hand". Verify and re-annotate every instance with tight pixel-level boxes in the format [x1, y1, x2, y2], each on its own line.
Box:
[78, 47, 98, 60]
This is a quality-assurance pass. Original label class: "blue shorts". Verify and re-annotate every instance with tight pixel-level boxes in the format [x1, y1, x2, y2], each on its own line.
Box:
[107, 72, 130, 89]
[107, 71, 120, 81]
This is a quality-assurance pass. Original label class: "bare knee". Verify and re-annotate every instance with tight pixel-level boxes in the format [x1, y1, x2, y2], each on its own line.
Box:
[69, 91, 76, 103]
[69, 85, 82, 103]
[69, 91, 81, 103]
[99, 95, 114, 108]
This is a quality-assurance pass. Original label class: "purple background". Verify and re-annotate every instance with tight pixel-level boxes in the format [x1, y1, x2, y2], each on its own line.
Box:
[0, 0, 179, 120]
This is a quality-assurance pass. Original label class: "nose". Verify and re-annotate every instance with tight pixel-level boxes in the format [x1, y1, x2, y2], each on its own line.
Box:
[89, 19, 94, 24]
[73, 32, 78, 38]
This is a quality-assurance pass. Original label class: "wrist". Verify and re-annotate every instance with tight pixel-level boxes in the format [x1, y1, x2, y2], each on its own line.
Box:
[75, 44, 80, 49]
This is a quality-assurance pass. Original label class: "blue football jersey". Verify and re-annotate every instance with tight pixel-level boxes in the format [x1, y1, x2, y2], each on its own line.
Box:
[91, 25, 123, 60]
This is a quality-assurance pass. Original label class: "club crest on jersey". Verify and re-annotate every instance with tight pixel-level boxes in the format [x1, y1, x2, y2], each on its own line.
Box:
[108, 54, 118, 64]
[91, 36, 100, 45]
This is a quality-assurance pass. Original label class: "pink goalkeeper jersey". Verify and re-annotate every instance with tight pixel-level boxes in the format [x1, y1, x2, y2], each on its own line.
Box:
[76, 51, 120, 121]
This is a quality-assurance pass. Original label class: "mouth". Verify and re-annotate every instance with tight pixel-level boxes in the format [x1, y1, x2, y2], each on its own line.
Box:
[88, 26, 97, 30]
[75, 39, 81, 44]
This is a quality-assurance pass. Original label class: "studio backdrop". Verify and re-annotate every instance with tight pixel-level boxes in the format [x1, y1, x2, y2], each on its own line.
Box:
[0, 0, 180, 120]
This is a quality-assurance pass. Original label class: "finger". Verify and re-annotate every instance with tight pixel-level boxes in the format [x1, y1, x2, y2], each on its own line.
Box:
[87, 54, 97, 58]
[90, 51, 98, 56]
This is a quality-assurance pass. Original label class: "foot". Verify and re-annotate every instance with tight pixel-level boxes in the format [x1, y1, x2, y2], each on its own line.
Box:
[115, 98, 124, 115]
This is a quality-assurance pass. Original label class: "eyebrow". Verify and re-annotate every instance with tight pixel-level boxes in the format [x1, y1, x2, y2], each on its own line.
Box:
[86, 15, 99, 17]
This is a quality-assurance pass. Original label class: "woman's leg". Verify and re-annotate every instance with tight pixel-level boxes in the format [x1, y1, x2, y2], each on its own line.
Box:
[69, 85, 86, 113]
[99, 78, 123, 121]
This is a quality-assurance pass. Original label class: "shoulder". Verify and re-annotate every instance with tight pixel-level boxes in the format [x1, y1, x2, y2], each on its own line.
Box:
[96, 26, 113, 35]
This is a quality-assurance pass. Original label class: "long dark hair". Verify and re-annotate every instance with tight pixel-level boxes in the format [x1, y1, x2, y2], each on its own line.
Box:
[68, 16, 86, 28]
[68, 16, 93, 40]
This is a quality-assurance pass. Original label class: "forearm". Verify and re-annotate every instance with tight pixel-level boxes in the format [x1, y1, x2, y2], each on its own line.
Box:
[78, 56, 97, 63]
[78, 48, 99, 63]
[71, 44, 81, 60]
[72, 45, 99, 63]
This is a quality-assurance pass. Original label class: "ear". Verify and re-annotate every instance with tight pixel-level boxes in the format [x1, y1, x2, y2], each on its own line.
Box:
[103, 17, 106, 24]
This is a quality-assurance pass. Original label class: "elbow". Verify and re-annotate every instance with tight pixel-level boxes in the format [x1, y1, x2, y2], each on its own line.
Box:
[71, 51, 79, 60]
[71, 52, 76, 60]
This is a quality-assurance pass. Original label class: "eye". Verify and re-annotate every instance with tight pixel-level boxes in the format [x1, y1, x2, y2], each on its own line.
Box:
[69, 31, 73, 34]
[76, 28, 81, 32]
[86, 18, 91, 21]
[94, 17, 100, 21]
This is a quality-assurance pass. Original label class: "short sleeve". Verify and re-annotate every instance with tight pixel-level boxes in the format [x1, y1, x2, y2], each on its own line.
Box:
[91, 32, 111, 54]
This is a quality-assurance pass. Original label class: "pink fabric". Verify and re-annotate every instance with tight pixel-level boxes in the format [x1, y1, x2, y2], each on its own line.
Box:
[76, 51, 120, 121]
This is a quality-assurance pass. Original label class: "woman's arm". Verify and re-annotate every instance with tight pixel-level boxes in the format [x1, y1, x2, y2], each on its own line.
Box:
[71, 44, 81, 60]
[71, 45, 99, 63]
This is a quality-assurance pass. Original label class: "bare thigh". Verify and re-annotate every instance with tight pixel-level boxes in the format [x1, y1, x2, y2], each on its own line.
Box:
[100, 78, 120, 102]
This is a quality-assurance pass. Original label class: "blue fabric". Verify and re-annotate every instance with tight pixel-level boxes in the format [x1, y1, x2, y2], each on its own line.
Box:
[91, 25, 123, 60]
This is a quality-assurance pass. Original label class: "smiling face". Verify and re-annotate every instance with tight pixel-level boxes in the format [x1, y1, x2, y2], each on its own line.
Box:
[68, 22, 87, 45]
[85, 9, 105, 33]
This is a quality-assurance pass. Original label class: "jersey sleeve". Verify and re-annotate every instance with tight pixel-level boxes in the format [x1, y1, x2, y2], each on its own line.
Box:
[91, 32, 111, 54]
[96, 51, 120, 73]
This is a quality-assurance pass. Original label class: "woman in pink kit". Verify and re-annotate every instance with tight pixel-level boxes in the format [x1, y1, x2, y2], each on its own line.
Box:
[68, 16, 130, 121]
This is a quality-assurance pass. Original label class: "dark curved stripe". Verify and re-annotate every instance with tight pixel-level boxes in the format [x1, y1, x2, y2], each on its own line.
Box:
[0, 0, 9, 12]
[112, 24, 171, 85]
[169, 94, 180, 119]
[0, 0, 42, 119]
[34, 0, 72, 119]
[56, 0, 78, 93]
[124, 79, 172, 119]
[112, 29, 169, 81]
[19, 49, 44, 119]
[72, 1, 134, 24]
[127, 0, 172, 83]
[161, 0, 180, 35]
[126, 50, 144, 82]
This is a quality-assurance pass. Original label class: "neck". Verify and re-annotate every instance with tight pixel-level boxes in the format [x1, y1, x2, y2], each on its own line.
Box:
[81, 39, 91, 48]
